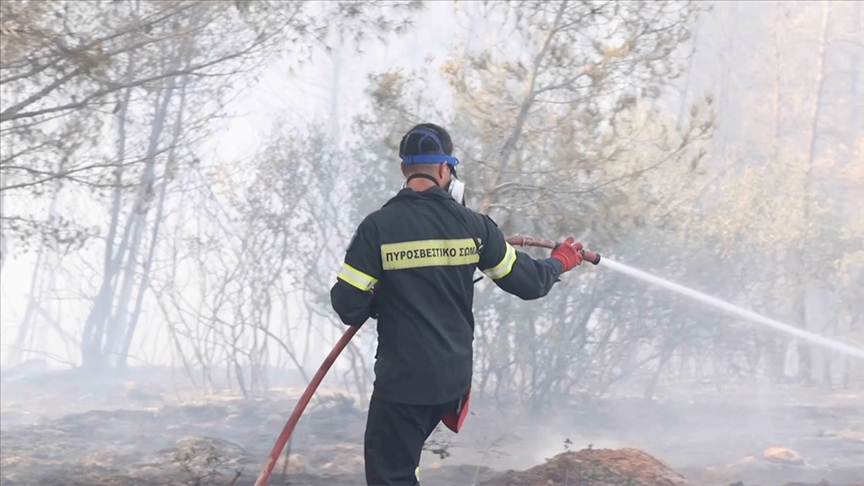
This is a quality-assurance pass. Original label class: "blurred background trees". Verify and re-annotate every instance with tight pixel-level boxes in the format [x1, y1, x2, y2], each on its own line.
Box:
[1, 0, 861, 407]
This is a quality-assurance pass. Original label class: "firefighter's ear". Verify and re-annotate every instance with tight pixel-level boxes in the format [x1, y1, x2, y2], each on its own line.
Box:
[438, 162, 448, 182]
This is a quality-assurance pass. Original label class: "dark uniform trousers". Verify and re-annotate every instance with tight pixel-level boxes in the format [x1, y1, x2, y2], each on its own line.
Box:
[364, 396, 460, 485]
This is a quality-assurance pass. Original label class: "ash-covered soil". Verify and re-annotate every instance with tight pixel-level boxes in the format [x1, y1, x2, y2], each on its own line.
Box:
[1, 365, 862, 486]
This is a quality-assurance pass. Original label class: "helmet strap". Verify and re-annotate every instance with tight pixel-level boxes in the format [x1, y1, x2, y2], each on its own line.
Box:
[404, 172, 466, 206]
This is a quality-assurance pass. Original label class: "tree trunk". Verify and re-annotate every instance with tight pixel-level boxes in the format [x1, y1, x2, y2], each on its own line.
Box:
[10, 246, 46, 365]
[0, 134, 5, 274]
[80, 54, 136, 369]
[119, 73, 190, 367]
[10, 143, 72, 364]
[771, 1, 782, 161]
[796, 2, 831, 383]
[328, 46, 341, 145]
[713, 2, 740, 158]
[644, 343, 674, 403]
[478, 0, 568, 214]
[103, 75, 176, 368]
[676, 16, 700, 128]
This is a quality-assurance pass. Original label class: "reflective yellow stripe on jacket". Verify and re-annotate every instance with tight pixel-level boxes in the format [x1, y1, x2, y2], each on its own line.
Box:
[337, 263, 378, 291]
[483, 242, 516, 279]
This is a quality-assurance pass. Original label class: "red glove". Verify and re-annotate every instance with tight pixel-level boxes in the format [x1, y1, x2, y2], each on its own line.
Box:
[551, 237, 584, 272]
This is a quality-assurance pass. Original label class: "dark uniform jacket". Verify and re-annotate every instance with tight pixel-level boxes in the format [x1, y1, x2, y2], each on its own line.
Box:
[330, 186, 563, 405]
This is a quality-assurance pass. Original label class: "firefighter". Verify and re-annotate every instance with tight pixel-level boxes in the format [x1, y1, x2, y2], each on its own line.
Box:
[330, 123, 586, 485]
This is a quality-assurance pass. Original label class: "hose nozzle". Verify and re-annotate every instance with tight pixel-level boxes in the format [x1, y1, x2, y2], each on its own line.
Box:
[580, 249, 601, 266]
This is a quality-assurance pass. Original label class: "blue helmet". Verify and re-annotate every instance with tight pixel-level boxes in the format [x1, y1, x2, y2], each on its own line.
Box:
[398, 124, 459, 167]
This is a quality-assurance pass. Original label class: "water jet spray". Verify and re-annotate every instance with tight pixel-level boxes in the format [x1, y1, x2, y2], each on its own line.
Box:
[254, 234, 863, 486]
[506, 235, 864, 359]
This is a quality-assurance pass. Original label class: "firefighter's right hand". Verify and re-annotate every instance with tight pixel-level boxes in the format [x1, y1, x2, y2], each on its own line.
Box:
[551, 237, 584, 272]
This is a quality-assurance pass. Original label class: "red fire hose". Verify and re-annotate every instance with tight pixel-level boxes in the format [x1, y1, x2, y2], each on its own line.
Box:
[253, 236, 599, 486]
[253, 325, 359, 486]
[505, 235, 601, 265]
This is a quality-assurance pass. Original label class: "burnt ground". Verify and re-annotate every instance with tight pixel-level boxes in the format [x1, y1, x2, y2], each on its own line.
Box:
[0, 365, 862, 486]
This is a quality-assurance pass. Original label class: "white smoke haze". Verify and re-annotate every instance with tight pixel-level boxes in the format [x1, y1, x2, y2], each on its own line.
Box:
[1, 1, 862, 486]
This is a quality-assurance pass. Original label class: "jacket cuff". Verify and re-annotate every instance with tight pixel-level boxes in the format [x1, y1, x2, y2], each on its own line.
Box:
[546, 257, 564, 276]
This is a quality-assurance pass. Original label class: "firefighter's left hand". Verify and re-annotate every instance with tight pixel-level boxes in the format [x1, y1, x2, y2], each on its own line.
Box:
[551, 237, 584, 272]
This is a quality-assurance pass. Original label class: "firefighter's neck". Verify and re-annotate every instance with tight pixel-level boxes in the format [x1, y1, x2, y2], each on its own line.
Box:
[405, 173, 441, 192]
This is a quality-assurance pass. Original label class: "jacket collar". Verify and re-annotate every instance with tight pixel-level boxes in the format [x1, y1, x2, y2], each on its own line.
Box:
[383, 185, 451, 207]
